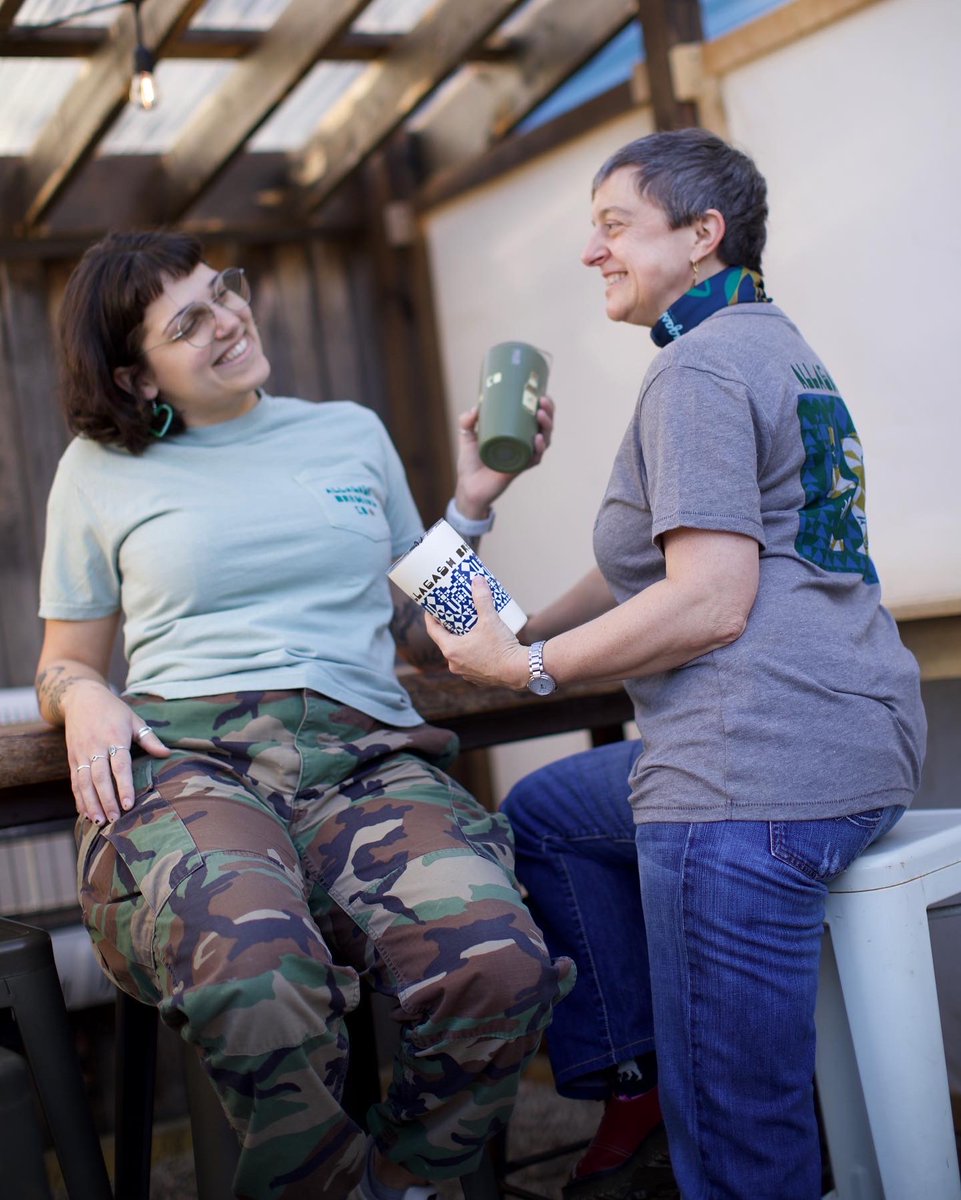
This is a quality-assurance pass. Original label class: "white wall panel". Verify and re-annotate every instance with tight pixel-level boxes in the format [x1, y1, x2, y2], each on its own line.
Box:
[720, 0, 961, 611]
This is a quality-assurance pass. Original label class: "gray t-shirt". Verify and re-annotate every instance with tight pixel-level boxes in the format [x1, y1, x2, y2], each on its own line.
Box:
[593, 303, 926, 822]
[39, 394, 426, 726]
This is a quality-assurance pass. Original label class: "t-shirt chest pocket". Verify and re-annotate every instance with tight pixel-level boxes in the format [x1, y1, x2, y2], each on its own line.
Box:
[294, 470, 391, 542]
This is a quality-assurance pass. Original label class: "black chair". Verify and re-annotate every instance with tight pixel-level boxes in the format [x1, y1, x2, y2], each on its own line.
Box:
[0, 917, 113, 1200]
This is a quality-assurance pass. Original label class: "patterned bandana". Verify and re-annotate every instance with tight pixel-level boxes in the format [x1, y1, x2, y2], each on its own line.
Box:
[651, 265, 770, 348]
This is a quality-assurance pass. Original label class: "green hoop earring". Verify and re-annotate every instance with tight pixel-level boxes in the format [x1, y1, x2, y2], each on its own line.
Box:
[150, 401, 174, 439]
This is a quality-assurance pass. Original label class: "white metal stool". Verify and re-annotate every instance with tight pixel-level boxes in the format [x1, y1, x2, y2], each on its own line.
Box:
[815, 808, 961, 1200]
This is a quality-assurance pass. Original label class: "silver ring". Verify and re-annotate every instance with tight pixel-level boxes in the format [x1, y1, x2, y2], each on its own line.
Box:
[135, 725, 152, 739]
[90, 753, 107, 763]
[75, 763, 91, 773]
[108, 744, 124, 757]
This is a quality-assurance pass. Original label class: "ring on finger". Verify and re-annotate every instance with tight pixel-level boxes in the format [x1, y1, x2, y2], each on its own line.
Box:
[75, 763, 91, 773]
[108, 744, 127, 757]
[135, 725, 152, 740]
[90, 753, 107, 763]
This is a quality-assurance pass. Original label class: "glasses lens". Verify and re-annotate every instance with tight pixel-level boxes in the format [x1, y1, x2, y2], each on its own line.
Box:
[218, 268, 250, 307]
[177, 303, 217, 348]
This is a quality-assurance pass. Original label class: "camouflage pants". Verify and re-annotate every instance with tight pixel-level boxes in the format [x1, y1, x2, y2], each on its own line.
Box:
[77, 691, 573, 1200]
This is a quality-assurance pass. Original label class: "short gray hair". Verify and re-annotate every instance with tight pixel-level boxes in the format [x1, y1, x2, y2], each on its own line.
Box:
[593, 128, 768, 272]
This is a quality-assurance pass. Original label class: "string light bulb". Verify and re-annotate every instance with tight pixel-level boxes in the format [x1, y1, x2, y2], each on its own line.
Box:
[128, 0, 159, 111]
[130, 42, 159, 110]
[27, 0, 161, 110]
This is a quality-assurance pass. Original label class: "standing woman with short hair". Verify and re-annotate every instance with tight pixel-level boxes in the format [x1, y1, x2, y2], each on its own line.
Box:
[35, 231, 572, 1200]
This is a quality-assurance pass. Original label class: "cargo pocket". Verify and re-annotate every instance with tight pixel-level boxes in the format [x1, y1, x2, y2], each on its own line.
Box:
[76, 758, 205, 1001]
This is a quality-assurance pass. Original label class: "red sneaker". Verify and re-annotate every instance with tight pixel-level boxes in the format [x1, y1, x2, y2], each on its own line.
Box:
[562, 1089, 676, 1199]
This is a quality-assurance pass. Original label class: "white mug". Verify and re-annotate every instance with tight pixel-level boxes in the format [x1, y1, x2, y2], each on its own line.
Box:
[388, 519, 526, 635]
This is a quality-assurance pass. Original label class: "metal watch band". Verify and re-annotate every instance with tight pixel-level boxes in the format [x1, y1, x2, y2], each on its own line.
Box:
[529, 640, 547, 677]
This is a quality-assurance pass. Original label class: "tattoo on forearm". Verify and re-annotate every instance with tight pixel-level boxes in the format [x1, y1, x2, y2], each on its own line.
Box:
[35, 665, 84, 722]
[390, 597, 445, 667]
[390, 597, 420, 649]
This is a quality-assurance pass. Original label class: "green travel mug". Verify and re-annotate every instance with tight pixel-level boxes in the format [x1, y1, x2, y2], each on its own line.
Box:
[477, 341, 551, 473]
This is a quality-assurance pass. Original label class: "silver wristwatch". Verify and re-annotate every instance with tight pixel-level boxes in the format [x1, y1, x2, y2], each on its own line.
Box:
[526, 640, 557, 696]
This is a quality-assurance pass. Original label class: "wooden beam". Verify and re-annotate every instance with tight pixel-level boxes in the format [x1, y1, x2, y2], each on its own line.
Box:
[635, 0, 703, 130]
[0, 672, 634, 793]
[6, 0, 206, 233]
[417, 78, 638, 211]
[0, 152, 364, 251]
[665, 42, 728, 139]
[410, 0, 637, 178]
[157, 0, 369, 222]
[290, 0, 528, 211]
[0, 26, 521, 62]
[635, 0, 678, 130]
[890, 599, 961, 624]
[703, 0, 883, 76]
[897, 615, 961, 684]
[0, 0, 25, 36]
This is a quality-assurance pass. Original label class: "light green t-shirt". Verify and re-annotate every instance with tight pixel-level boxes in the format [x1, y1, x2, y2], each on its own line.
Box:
[39, 394, 426, 726]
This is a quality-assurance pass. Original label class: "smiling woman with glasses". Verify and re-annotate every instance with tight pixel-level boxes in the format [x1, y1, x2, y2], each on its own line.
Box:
[34, 229, 570, 1200]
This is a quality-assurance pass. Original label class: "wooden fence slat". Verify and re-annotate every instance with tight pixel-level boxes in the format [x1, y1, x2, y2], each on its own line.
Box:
[310, 239, 366, 406]
[0, 259, 67, 686]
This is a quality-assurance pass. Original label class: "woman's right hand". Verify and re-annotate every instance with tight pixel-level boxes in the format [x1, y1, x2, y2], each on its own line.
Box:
[62, 680, 170, 826]
[36, 616, 171, 825]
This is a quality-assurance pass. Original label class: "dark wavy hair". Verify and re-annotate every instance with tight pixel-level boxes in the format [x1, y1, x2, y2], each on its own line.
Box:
[593, 128, 768, 272]
[57, 230, 204, 453]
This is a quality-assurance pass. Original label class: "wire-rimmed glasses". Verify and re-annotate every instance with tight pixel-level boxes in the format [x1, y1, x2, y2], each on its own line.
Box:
[143, 268, 251, 351]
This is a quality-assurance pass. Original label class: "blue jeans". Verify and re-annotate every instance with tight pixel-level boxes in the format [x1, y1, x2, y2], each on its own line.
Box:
[502, 741, 905, 1200]
[501, 740, 651, 1101]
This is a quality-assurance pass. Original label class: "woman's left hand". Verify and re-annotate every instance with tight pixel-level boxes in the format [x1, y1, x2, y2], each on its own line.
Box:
[453, 395, 555, 516]
[425, 577, 530, 689]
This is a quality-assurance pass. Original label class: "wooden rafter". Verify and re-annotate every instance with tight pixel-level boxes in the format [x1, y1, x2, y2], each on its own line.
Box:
[290, 0, 528, 212]
[0, 26, 520, 62]
[6, 0, 206, 234]
[0, 0, 25, 36]
[157, 0, 368, 222]
[417, 76, 639, 212]
[410, 0, 637, 178]
[703, 0, 882, 74]
[635, 0, 703, 130]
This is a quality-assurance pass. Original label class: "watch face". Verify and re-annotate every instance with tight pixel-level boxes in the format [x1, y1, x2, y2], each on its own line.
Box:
[528, 673, 556, 696]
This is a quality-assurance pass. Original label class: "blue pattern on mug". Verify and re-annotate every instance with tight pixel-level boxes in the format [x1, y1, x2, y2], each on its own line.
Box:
[420, 555, 513, 634]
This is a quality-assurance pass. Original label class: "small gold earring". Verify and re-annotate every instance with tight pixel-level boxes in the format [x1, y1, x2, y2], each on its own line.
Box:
[691, 259, 699, 287]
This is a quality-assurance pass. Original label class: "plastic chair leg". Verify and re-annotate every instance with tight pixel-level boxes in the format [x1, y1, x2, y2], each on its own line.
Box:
[823, 878, 961, 1200]
[815, 927, 883, 1199]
